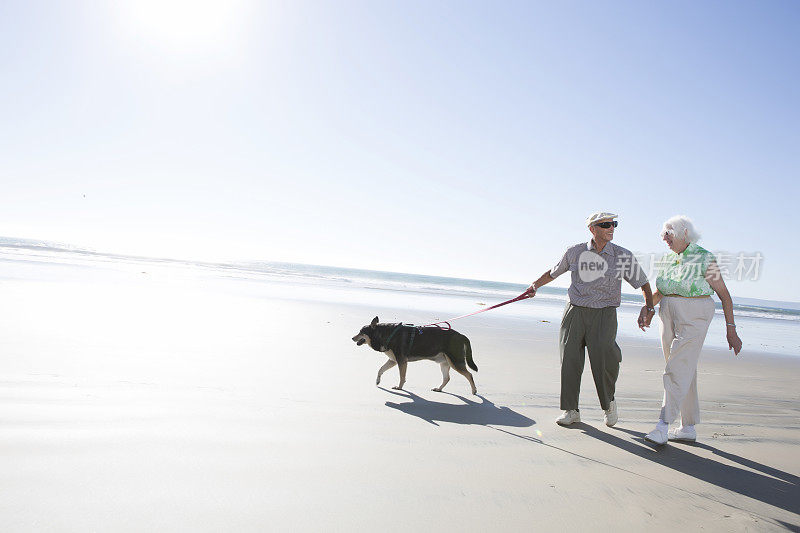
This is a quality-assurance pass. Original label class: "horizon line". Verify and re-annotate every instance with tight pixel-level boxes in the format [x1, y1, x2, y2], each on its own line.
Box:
[1, 234, 797, 309]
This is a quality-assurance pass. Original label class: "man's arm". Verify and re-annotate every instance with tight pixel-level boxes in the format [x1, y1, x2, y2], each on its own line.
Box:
[652, 289, 663, 306]
[637, 282, 655, 330]
[527, 271, 555, 295]
[620, 251, 655, 330]
[528, 248, 570, 296]
[641, 282, 654, 308]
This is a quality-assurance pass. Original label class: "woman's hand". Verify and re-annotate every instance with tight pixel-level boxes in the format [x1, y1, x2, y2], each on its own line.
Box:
[727, 326, 742, 355]
[637, 306, 654, 331]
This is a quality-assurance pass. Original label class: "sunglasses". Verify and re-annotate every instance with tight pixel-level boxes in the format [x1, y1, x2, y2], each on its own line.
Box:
[594, 221, 618, 228]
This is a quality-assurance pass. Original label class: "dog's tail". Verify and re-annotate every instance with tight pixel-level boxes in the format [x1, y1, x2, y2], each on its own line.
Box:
[464, 337, 477, 372]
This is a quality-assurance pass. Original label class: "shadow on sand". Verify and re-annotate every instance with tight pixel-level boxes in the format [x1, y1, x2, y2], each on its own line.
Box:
[490, 422, 799, 524]
[572, 424, 799, 517]
[382, 389, 798, 523]
[381, 387, 535, 428]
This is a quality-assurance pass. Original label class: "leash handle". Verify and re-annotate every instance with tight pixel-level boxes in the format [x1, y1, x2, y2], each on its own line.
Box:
[422, 290, 533, 329]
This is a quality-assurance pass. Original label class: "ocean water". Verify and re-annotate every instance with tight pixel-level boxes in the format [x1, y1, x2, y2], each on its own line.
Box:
[1, 237, 798, 357]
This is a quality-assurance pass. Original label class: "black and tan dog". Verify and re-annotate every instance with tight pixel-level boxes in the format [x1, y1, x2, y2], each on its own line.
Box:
[352, 316, 478, 394]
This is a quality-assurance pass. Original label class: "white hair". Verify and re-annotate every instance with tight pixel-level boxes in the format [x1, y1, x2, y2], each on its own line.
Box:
[661, 215, 701, 243]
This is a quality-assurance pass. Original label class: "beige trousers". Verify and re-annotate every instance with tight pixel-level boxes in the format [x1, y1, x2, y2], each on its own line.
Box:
[658, 296, 716, 425]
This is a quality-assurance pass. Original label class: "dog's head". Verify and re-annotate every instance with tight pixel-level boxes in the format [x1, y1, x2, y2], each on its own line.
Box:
[352, 316, 379, 348]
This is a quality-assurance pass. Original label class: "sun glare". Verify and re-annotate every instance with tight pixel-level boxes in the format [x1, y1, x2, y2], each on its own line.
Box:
[118, 0, 247, 52]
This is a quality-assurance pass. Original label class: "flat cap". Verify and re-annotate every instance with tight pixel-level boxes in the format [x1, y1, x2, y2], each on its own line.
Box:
[586, 211, 618, 227]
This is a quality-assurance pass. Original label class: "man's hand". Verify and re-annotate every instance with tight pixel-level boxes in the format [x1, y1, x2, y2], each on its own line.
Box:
[637, 306, 655, 331]
[526, 283, 537, 297]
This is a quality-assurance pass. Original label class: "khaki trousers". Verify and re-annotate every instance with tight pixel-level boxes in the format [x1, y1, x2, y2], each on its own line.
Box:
[658, 296, 716, 425]
[559, 304, 621, 411]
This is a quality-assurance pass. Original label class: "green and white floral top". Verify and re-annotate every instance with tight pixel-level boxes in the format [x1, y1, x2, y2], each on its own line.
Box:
[655, 243, 715, 297]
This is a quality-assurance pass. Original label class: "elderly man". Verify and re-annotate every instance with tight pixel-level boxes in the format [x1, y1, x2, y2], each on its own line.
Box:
[527, 212, 654, 427]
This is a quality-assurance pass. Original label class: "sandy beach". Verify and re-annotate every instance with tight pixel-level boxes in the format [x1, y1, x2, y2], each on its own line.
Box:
[1, 268, 798, 532]
[3, 0, 799, 530]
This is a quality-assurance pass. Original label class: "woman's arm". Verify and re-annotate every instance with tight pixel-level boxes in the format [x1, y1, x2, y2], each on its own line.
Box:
[652, 289, 663, 306]
[705, 261, 743, 355]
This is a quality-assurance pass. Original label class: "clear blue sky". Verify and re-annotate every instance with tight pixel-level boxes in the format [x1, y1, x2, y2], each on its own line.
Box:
[1, 1, 798, 300]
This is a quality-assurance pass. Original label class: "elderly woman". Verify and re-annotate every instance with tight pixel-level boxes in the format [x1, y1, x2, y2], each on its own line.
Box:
[643, 215, 742, 445]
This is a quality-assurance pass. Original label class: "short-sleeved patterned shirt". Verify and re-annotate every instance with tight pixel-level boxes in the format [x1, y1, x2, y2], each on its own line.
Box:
[655, 242, 715, 297]
[550, 240, 649, 308]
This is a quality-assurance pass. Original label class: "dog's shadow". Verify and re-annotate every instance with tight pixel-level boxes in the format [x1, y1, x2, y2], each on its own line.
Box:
[381, 387, 535, 428]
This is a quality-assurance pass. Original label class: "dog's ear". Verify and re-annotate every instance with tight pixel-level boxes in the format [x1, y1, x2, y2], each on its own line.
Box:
[371, 316, 379, 327]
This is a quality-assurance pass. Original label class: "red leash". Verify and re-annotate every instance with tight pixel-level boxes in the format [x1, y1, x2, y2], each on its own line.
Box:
[422, 290, 533, 330]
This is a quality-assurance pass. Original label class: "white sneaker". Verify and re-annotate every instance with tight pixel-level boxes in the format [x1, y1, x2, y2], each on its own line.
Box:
[604, 400, 618, 427]
[645, 424, 668, 445]
[556, 409, 581, 426]
[668, 426, 697, 442]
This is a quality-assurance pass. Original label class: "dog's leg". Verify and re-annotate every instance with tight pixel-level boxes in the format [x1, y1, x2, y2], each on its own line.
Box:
[392, 360, 407, 390]
[455, 367, 478, 395]
[376, 359, 396, 385]
[432, 362, 450, 392]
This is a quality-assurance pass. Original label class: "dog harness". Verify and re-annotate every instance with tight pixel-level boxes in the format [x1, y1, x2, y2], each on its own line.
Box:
[384, 324, 423, 354]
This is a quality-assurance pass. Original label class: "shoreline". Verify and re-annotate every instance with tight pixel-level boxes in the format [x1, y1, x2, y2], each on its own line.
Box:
[2, 243, 798, 358]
